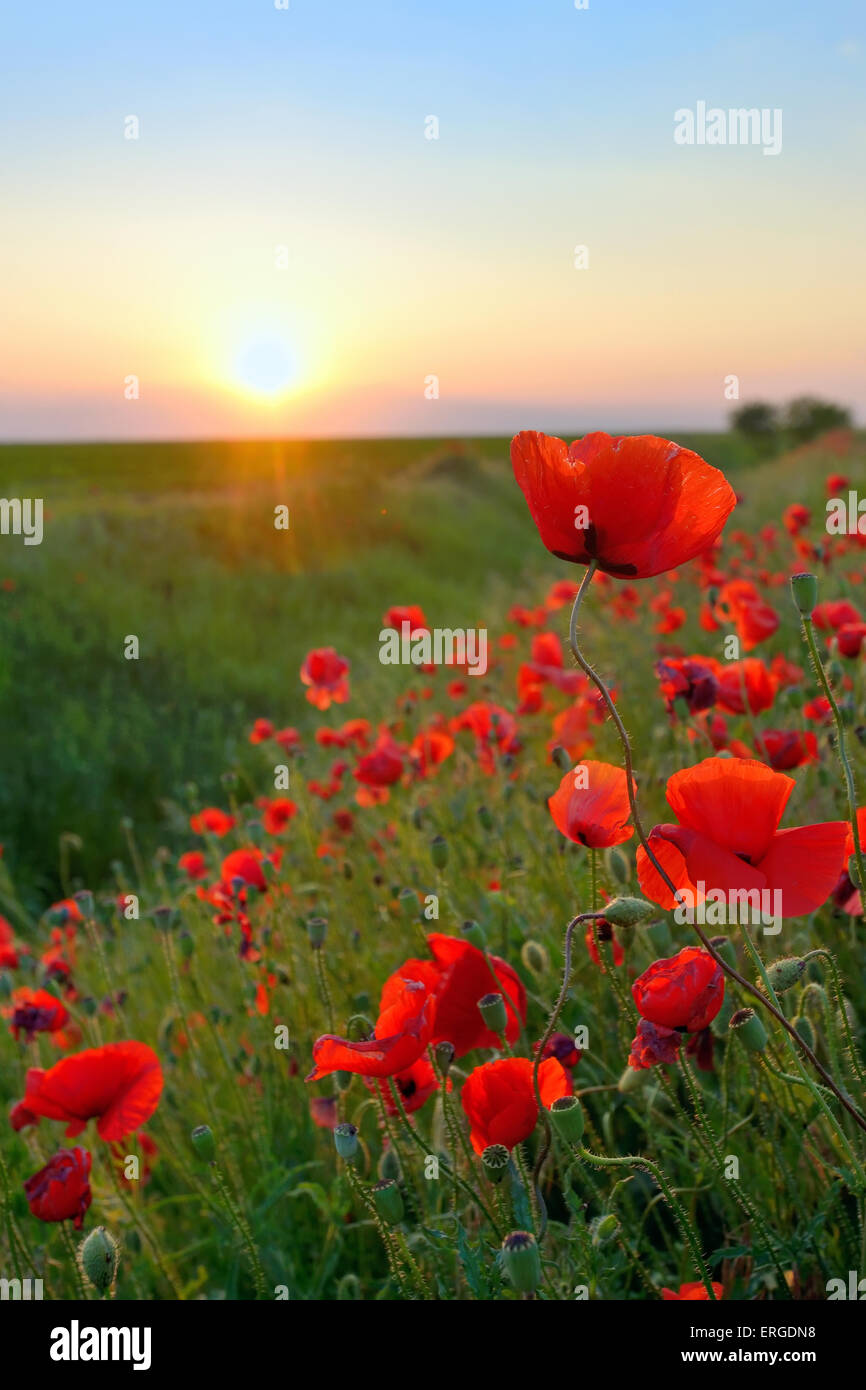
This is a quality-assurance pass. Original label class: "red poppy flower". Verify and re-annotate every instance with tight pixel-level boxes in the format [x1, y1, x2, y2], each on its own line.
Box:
[178, 850, 208, 880]
[713, 658, 777, 715]
[354, 732, 405, 788]
[221, 848, 268, 891]
[365, 1054, 441, 1116]
[633, 948, 724, 1033]
[713, 580, 779, 651]
[22, 1041, 163, 1141]
[535, 1031, 582, 1070]
[260, 797, 298, 835]
[460, 1056, 571, 1154]
[24, 1147, 92, 1228]
[628, 1019, 682, 1069]
[511, 431, 736, 579]
[754, 730, 819, 771]
[636, 756, 848, 919]
[47, 898, 83, 926]
[409, 727, 455, 777]
[548, 760, 634, 848]
[783, 503, 810, 536]
[812, 599, 862, 631]
[836, 622, 866, 658]
[656, 657, 718, 717]
[248, 718, 274, 744]
[300, 647, 350, 710]
[383, 605, 428, 634]
[662, 1281, 724, 1301]
[0, 914, 19, 969]
[275, 726, 303, 752]
[9, 987, 69, 1042]
[307, 977, 434, 1082]
[190, 807, 235, 837]
[450, 701, 521, 774]
[383, 934, 526, 1057]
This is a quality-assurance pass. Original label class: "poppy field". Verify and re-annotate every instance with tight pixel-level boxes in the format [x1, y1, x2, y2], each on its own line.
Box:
[2, 427, 866, 1304]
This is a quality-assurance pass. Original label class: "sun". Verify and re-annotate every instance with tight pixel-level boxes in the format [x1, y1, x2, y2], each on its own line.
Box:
[233, 334, 298, 398]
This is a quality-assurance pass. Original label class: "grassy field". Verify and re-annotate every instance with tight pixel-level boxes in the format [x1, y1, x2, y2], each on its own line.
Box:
[1, 428, 866, 1303]
[0, 431, 756, 905]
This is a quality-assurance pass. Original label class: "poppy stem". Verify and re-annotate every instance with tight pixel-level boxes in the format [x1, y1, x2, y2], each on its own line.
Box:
[576, 1144, 718, 1299]
[567, 564, 866, 1136]
[798, 611, 866, 897]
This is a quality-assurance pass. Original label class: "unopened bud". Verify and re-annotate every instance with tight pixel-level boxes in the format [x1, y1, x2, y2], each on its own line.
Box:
[190, 1124, 216, 1163]
[79, 1225, 119, 1295]
[602, 896, 655, 928]
[477, 805, 494, 831]
[793, 1014, 815, 1051]
[461, 919, 486, 950]
[766, 956, 806, 993]
[434, 1040, 455, 1076]
[551, 745, 570, 771]
[431, 835, 449, 869]
[520, 940, 549, 975]
[604, 845, 631, 886]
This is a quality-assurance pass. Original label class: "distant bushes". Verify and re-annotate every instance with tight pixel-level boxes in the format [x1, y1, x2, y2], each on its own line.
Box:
[731, 396, 853, 457]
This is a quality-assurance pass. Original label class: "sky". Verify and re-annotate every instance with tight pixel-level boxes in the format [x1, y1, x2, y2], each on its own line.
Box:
[1, 0, 864, 440]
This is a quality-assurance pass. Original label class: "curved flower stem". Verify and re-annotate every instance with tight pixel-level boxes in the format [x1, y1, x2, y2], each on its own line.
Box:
[568, 564, 866, 1136]
[798, 612, 866, 896]
[532, 910, 608, 1192]
[577, 1143, 717, 1299]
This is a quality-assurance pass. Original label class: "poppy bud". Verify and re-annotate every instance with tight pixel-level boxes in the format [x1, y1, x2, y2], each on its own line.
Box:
[604, 845, 631, 885]
[411, 806, 425, 830]
[342, 859, 354, 880]
[551, 744, 570, 771]
[477, 805, 494, 831]
[73, 890, 95, 919]
[434, 1040, 455, 1076]
[79, 1225, 118, 1295]
[372, 1179, 404, 1226]
[431, 835, 449, 869]
[520, 940, 549, 975]
[730, 1007, 768, 1053]
[0, 974, 11, 1000]
[178, 931, 194, 961]
[766, 956, 806, 993]
[593, 1213, 619, 1245]
[602, 896, 655, 928]
[461, 919, 486, 949]
[501, 1231, 541, 1293]
[827, 658, 844, 688]
[548, 1094, 585, 1143]
[617, 1065, 646, 1092]
[478, 992, 508, 1035]
[152, 905, 176, 932]
[790, 572, 818, 617]
[335, 1070, 353, 1092]
[333, 1122, 359, 1161]
[793, 1014, 815, 1051]
[307, 916, 327, 949]
[191, 1124, 216, 1163]
[481, 1144, 510, 1183]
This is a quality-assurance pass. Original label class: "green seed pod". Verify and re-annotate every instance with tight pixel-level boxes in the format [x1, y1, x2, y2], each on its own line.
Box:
[709, 935, 737, 971]
[478, 992, 508, 1035]
[335, 1070, 353, 1093]
[397, 887, 418, 918]
[501, 1231, 541, 1293]
[477, 805, 494, 831]
[551, 745, 570, 771]
[461, 919, 486, 950]
[766, 956, 806, 993]
[481, 1144, 510, 1184]
[306, 916, 327, 949]
[602, 896, 655, 928]
[434, 1040, 455, 1076]
[520, 940, 549, 975]
[729, 1007, 768, 1053]
[190, 1124, 216, 1163]
[372, 1179, 404, 1226]
[548, 1095, 585, 1143]
[79, 1226, 119, 1295]
[333, 1122, 359, 1161]
[431, 835, 449, 869]
[790, 572, 818, 617]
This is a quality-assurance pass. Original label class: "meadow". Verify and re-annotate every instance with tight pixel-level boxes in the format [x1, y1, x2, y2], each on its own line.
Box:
[1, 427, 865, 1302]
